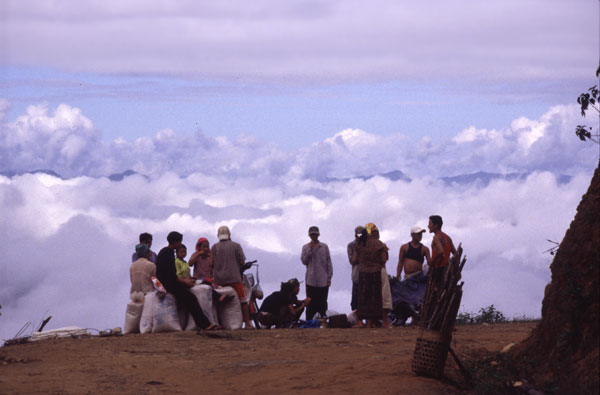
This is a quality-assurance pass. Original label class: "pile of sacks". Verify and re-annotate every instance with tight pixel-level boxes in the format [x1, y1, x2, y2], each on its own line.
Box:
[124, 285, 242, 334]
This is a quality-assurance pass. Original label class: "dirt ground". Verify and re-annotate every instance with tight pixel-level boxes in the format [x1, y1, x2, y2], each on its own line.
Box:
[0, 322, 535, 394]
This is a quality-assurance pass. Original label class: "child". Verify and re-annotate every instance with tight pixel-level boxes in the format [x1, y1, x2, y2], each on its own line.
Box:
[175, 244, 195, 288]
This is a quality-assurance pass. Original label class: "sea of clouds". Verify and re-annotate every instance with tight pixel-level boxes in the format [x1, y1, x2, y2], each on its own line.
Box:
[0, 100, 597, 340]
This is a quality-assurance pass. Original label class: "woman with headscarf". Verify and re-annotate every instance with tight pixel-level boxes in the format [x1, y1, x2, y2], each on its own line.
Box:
[188, 237, 229, 304]
[352, 223, 389, 328]
[188, 237, 213, 282]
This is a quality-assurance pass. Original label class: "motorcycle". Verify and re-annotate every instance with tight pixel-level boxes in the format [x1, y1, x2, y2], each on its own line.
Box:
[240, 260, 264, 328]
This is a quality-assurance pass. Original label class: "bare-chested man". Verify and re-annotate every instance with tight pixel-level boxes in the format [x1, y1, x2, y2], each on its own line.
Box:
[428, 215, 457, 285]
[397, 226, 431, 279]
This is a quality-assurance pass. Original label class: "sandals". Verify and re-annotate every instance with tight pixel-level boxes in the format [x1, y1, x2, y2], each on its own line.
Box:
[205, 324, 222, 331]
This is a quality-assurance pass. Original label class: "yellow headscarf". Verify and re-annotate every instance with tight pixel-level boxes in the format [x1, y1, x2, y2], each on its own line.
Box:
[365, 222, 378, 235]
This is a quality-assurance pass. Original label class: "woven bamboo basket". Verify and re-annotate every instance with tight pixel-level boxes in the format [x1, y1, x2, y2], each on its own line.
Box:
[411, 328, 451, 378]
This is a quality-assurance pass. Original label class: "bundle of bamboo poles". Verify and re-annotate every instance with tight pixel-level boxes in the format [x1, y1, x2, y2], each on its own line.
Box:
[419, 243, 466, 333]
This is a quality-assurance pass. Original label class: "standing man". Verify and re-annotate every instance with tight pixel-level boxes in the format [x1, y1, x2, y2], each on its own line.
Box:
[155, 231, 213, 330]
[347, 225, 364, 312]
[211, 226, 253, 329]
[397, 226, 431, 279]
[131, 232, 157, 263]
[427, 216, 456, 286]
[301, 226, 333, 320]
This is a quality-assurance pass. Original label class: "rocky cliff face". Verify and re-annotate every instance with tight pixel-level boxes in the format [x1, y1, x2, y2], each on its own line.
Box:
[512, 162, 599, 393]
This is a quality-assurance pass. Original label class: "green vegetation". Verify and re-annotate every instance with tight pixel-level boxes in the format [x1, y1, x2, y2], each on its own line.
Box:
[456, 305, 540, 325]
[457, 305, 506, 324]
[574, 66, 600, 145]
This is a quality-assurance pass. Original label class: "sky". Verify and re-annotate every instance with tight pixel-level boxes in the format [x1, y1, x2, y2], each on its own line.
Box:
[0, 0, 599, 340]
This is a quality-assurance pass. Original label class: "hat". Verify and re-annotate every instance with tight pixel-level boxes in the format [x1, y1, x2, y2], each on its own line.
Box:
[308, 226, 320, 235]
[365, 223, 378, 235]
[354, 225, 365, 236]
[135, 243, 150, 258]
[196, 237, 209, 251]
[410, 226, 426, 234]
[217, 226, 231, 241]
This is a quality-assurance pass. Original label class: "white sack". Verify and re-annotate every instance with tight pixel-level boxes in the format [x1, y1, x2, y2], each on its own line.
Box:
[215, 287, 242, 330]
[139, 292, 157, 334]
[30, 327, 90, 342]
[152, 293, 182, 333]
[189, 284, 218, 325]
[124, 301, 144, 334]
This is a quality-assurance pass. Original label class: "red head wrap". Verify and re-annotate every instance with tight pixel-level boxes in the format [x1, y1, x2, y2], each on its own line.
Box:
[196, 237, 209, 251]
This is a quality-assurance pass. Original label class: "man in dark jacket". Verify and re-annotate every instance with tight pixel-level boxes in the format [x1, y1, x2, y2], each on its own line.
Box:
[155, 231, 214, 330]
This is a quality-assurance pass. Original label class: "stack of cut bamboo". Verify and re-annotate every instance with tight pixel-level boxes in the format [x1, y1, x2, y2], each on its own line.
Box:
[419, 243, 466, 333]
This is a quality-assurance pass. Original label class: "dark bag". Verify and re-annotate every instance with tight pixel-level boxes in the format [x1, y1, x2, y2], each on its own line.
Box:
[328, 314, 349, 328]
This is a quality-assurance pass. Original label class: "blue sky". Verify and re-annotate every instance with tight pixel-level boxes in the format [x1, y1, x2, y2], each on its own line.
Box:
[0, 1, 599, 339]
[2, 65, 568, 148]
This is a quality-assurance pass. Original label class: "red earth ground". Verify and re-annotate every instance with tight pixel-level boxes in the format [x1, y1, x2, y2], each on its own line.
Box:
[0, 322, 535, 394]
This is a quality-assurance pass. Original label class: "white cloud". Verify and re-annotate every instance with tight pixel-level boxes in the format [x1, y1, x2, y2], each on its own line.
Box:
[453, 126, 491, 143]
[298, 104, 597, 178]
[0, 103, 101, 177]
[0, 163, 593, 340]
[324, 128, 379, 150]
[2, 1, 597, 84]
[1, 101, 597, 182]
[0, 101, 597, 340]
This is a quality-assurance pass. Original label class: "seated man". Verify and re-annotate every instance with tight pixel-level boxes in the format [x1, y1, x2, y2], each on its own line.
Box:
[258, 279, 311, 328]
[130, 243, 156, 295]
[155, 231, 217, 331]
[131, 232, 158, 263]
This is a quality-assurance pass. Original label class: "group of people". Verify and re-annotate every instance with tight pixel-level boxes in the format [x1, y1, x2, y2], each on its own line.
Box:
[128, 214, 455, 330]
[344, 216, 455, 327]
[129, 226, 253, 330]
[298, 215, 455, 328]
